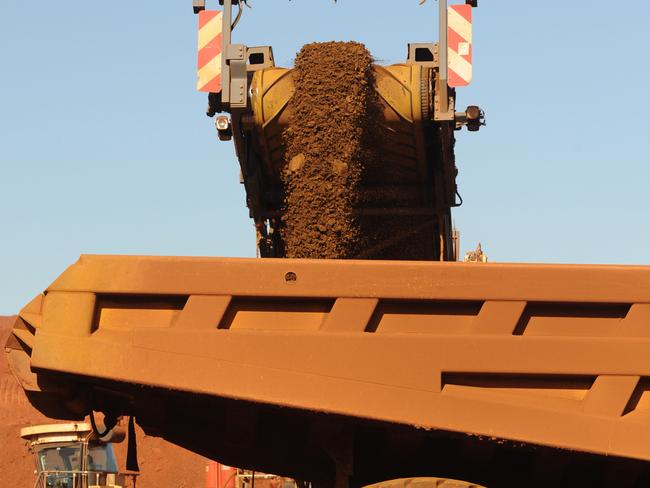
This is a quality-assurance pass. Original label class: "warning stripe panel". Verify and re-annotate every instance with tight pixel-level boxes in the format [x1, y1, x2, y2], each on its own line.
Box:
[448, 67, 467, 89]
[198, 33, 223, 70]
[199, 74, 222, 94]
[451, 3, 472, 22]
[198, 16, 221, 51]
[448, 51, 472, 85]
[448, 29, 472, 63]
[448, 4, 472, 87]
[448, 6, 472, 43]
[197, 10, 223, 93]
[199, 9, 218, 28]
[198, 54, 223, 94]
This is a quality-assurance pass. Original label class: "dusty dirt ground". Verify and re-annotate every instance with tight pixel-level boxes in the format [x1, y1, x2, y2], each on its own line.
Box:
[0, 316, 209, 487]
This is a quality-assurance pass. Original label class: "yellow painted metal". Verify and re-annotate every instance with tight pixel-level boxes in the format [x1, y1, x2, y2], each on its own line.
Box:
[249, 64, 431, 182]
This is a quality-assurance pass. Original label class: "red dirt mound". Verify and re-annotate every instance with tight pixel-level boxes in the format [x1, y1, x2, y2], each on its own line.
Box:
[0, 316, 49, 485]
[1, 316, 209, 487]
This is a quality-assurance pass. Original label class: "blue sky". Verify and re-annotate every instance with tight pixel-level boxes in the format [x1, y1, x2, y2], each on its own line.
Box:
[1, 1, 649, 314]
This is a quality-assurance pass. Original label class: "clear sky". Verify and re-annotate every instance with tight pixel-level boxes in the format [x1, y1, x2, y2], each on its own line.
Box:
[1, 1, 649, 314]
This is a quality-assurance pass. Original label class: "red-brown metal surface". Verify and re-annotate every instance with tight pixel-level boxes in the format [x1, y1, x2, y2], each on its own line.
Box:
[6, 255, 650, 486]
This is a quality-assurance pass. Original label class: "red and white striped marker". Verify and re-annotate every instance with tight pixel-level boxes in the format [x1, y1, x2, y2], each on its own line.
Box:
[447, 4, 472, 87]
[197, 10, 223, 93]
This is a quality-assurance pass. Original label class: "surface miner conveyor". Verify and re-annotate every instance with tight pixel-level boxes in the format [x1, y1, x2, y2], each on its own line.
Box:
[195, 0, 484, 260]
[7, 3, 650, 488]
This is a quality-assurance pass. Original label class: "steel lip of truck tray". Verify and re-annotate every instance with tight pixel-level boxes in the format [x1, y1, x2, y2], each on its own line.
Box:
[6, 255, 650, 484]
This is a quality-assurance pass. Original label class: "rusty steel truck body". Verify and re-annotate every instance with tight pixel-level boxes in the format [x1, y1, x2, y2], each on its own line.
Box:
[6, 2, 650, 487]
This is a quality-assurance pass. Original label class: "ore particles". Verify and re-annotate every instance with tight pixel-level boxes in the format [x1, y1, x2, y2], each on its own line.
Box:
[280, 41, 376, 259]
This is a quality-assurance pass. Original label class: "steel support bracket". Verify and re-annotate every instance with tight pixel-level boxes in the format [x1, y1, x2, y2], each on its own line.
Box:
[434, 90, 455, 121]
[217, 0, 248, 110]
[226, 44, 248, 109]
[435, 0, 479, 121]
[406, 43, 439, 67]
[435, 0, 450, 120]
[246, 46, 275, 72]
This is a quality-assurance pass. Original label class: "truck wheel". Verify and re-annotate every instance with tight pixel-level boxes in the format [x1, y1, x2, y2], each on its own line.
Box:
[364, 477, 486, 488]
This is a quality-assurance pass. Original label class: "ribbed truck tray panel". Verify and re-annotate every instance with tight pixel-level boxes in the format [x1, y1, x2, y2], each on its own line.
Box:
[6, 255, 650, 486]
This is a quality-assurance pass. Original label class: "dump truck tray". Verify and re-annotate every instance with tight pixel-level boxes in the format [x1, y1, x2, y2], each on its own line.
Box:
[6, 255, 650, 486]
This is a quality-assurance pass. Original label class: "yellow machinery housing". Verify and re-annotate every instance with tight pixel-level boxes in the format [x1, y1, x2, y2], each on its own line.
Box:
[233, 50, 462, 260]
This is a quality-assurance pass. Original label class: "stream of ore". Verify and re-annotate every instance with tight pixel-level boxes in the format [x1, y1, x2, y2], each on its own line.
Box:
[280, 41, 377, 259]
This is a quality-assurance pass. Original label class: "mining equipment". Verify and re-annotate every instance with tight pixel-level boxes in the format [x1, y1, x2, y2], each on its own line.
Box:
[196, 0, 484, 261]
[6, 2, 650, 488]
[20, 422, 136, 488]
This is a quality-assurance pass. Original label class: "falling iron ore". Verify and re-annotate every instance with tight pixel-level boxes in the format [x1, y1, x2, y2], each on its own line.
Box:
[280, 41, 377, 259]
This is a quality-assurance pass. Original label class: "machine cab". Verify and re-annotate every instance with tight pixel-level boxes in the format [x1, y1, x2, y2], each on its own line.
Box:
[21, 423, 134, 488]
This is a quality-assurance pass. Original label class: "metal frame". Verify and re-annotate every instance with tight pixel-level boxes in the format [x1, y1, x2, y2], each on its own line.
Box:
[217, 0, 246, 109]
[438, 0, 449, 116]
[198, 0, 477, 121]
[435, 0, 480, 124]
[193, 0, 246, 109]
